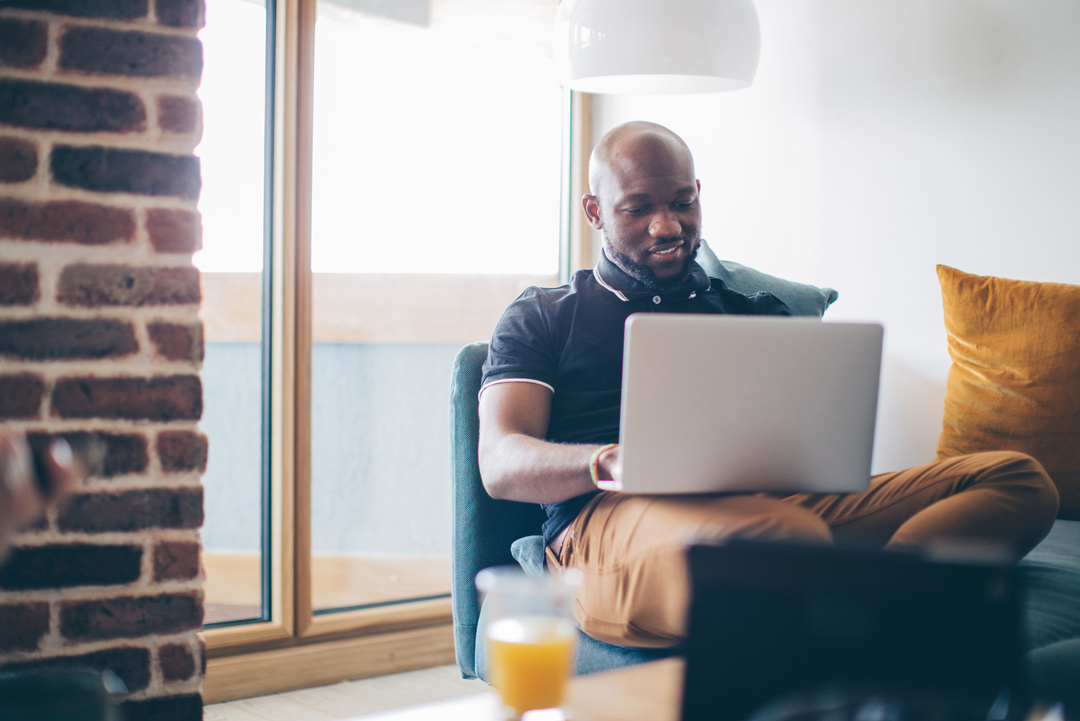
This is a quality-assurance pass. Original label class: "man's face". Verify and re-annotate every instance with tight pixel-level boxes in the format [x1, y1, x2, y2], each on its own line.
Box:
[583, 136, 702, 290]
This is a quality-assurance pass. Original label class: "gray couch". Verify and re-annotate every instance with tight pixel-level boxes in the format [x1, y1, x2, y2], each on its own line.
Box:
[449, 244, 1080, 711]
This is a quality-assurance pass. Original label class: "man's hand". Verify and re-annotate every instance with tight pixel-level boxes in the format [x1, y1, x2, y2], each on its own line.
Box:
[478, 382, 615, 504]
[593, 443, 622, 488]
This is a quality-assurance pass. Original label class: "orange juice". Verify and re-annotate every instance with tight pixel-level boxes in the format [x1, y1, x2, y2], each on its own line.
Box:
[487, 616, 576, 717]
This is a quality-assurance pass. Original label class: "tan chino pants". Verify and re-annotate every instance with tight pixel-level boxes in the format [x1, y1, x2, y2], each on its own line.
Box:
[545, 451, 1060, 648]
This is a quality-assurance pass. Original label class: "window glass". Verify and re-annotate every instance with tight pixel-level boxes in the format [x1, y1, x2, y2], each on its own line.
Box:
[309, 0, 562, 612]
[196, 0, 270, 626]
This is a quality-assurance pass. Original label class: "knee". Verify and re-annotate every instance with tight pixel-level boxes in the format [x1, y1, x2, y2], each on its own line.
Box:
[983, 451, 1059, 513]
[979, 451, 1060, 536]
[755, 503, 834, 545]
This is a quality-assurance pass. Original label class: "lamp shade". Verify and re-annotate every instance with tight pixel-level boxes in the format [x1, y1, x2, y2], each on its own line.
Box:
[553, 0, 761, 94]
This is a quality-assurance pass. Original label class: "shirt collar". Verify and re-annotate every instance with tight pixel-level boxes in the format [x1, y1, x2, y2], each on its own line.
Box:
[594, 248, 711, 302]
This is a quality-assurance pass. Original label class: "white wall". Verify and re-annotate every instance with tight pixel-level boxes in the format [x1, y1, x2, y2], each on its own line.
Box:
[592, 0, 1080, 474]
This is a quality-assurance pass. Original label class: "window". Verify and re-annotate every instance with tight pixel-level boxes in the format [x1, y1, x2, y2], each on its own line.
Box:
[197, 0, 590, 701]
[198, 0, 271, 628]
[307, 0, 562, 616]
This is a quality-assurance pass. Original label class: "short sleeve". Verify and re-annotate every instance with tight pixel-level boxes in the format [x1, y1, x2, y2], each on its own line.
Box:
[481, 287, 558, 392]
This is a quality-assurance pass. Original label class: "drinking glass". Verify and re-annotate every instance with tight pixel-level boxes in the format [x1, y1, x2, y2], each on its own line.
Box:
[476, 566, 581, 720]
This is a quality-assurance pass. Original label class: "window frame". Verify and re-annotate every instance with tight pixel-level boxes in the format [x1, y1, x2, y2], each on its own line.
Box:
[201, 0, 595, 702]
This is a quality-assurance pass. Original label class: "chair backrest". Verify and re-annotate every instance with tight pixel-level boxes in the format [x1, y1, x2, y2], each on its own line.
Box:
[448, 245, 838, 678]
[695, 241, 839, 317]
[450, 341, 547, 678]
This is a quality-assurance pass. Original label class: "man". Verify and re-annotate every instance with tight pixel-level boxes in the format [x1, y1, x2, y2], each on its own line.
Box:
[477, 121, 1059, 649]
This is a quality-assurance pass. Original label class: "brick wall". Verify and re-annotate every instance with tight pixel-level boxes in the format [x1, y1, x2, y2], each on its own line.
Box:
[0, 1, 206, 719]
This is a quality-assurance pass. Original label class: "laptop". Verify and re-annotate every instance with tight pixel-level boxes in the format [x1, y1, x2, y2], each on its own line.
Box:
[680, 539, 1023, 721]
[601, 314, 884, 495]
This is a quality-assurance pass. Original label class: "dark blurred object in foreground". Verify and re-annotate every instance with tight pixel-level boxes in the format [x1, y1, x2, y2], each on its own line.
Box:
[681, 539, 1027, 721]
[0, 668, 124, 721]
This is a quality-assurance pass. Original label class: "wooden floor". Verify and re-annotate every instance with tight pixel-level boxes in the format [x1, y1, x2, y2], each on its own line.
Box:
[204, 664, 485, 721]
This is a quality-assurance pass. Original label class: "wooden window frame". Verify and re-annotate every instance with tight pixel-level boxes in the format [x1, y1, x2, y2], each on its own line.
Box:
[201, 0, 594, 703]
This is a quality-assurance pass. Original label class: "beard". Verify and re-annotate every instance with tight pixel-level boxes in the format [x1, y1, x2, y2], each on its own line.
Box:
[606, 236, 701, 291]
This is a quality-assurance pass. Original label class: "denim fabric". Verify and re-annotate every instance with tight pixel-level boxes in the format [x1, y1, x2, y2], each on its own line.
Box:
[510, 535, 545, 577]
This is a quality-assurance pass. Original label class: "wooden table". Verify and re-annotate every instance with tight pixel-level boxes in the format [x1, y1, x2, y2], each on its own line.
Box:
[348, 658, 685, 721]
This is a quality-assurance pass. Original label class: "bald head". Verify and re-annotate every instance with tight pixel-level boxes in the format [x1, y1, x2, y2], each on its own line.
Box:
[582, 122, 702, 289]
[588, 121, 695, 207]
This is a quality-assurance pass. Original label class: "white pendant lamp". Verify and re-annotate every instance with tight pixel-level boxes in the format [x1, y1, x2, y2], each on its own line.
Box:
[553, 0, 761, 94]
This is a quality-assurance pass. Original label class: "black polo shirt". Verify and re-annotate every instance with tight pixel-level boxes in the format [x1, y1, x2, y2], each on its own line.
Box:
[481, 250, 792, 544]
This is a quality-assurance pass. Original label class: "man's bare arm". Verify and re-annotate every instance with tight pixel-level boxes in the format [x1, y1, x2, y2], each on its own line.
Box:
[478, 382, 621, 504]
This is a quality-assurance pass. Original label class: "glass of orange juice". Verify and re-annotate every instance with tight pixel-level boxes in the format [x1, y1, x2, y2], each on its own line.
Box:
[476, 566, 581, 720]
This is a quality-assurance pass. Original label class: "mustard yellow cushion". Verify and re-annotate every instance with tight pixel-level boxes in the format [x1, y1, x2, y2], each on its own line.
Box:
[936, 265, 1080, 519]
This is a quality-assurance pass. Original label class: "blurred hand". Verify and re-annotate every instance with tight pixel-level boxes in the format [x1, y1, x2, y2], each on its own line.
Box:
[0, 433, 82, 553]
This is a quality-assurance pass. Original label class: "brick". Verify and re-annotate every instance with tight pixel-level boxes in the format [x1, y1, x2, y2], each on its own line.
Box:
[0, 263, 38, 305]
[60, 592, 202, 641]
[149, 321, 203, 362]
[0, 0, 148, 19]
[58, 264, 200, 307]
[158, 643, 196, 681]
[100, 432, 150, 477]
[0, 603, 50, 653]
[0, 646, 151, 693]
[0, 373, 45, 419]
[153, 541, 199, 582]
[52, 375, 202, 421]
[157, 430, 206, 472]
[51, 146, 201, 200]
[0, 318, 138, 360]
[0, 137, 37, 183]
[0, 198, 135, 245]
[146, 208, 201, 254]
[28, 430, 148, 479]
[0, 544, 142, 591]
[97, 432, 148, 478]
[156, 0, 205, 29]
[0, 79, 146, 133]
[120, 693, 203, 721]
[57, 487, 203, 533]
[0, 18, 47, 69]
[156, 95, 200, 134]
[60, 27, 202, 80]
